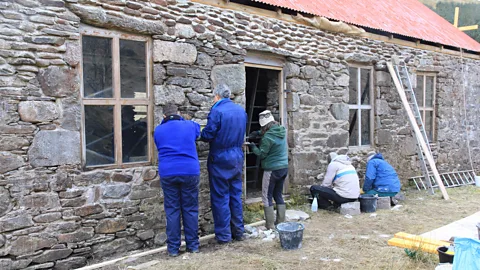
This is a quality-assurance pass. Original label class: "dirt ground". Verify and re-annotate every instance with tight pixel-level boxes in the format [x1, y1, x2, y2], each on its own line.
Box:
[109, 186, 480, 270]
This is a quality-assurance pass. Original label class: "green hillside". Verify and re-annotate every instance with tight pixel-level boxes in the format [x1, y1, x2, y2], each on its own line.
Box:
[419, 0, 480, 44]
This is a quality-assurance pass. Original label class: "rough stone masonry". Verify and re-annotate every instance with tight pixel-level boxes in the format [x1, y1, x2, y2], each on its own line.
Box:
[0, 0, 479, 269]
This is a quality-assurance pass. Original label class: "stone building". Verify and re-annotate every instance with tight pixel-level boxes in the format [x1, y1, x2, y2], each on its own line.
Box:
[0, 0, 479, 268]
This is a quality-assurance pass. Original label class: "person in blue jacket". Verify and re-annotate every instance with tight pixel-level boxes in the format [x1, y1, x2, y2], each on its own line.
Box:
[363, 151, 401, 197]
[154, 103, 200, 257]
[201, 84, 247, 244]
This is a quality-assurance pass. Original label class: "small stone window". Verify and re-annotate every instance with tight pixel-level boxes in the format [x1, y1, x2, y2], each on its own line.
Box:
[415, 73, 436, 141]
[348, 66, 373, 147]
[80, 27, 152, 168]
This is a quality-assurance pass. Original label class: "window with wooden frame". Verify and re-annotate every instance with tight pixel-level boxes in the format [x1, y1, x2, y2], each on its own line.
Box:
[80, 27, 152, 168]
[415, 73, 436, 141]
[348, 66, 373, 147]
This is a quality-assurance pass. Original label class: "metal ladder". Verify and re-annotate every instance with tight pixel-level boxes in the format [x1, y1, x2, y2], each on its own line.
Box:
[410, 170, 476, 190]
[391, 58, 435, 194]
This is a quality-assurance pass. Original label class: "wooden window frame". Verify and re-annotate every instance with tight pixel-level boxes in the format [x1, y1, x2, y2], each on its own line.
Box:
[80, 25, 153, 169]
[348, 65, 374, 148]
[416, 72, 437, 142]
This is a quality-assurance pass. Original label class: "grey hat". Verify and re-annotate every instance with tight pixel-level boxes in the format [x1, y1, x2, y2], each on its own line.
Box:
[367, 151, 376, 162]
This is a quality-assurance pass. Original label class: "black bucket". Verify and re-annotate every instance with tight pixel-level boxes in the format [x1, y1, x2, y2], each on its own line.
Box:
[359, 194, 377, 213]
[276, 222, 305, 250]
[437, 246, 454, 263]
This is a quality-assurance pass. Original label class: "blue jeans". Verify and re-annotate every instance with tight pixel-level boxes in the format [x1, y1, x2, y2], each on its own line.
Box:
[161, 175, 200, 254]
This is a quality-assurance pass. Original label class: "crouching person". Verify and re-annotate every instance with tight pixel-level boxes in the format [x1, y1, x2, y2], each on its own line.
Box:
[154, 104, 200, 257]
[248, 110, 288, 230]
[363, 151, 401, 197]
[310, 153, 360, 210]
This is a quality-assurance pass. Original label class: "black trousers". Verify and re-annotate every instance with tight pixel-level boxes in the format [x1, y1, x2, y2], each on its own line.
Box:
[310, 186, 356, 209]
[262, 168, 288, 207]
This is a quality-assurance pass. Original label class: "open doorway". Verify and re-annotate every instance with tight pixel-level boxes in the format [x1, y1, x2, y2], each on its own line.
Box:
[245, 65, 284, 199]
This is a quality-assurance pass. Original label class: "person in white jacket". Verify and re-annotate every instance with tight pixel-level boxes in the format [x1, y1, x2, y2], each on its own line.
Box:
[310, 152, 360, 210]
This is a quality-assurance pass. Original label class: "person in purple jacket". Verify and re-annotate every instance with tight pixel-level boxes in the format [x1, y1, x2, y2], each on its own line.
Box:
[153, 103, 200, 257]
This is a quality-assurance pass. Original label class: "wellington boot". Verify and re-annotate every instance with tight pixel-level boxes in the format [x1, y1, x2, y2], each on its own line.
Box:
[276, 204, 286, 225]
[264, 206, 275, 230]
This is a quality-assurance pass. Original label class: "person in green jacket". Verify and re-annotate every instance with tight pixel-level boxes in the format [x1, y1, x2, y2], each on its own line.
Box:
[248, 110, 288, 230]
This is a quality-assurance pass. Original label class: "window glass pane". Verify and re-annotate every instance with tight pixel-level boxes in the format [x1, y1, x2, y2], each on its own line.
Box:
[349, 109, 358, 146]
[122, 105, 148, 163]
[348, 67, 358, 104]
[82, 36, 113, 98]
[85, 106, 115, 166]
[425, 76, 434, 108]
[425, 111, 434, 141]
[360, 69, 371, 105]
[415, 75, 424, 107]
[120, 40, 146, 98]
[361, 109, 371, 145]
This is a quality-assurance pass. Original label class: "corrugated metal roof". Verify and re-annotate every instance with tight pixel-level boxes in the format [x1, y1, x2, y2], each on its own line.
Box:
[252, 0, 480, 52]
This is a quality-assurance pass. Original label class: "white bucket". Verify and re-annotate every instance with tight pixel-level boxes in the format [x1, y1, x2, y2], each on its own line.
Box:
[475, 176, 480, 187]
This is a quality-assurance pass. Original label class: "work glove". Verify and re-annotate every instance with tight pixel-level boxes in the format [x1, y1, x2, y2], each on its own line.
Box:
[248, 130, 261, 139]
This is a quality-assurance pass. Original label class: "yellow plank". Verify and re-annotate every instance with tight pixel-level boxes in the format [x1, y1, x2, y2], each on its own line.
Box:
[387, 238, 442, 254]
[454, 7, 459, 28]
[393, 232, 450, 247]
[459, 25, 479, 32]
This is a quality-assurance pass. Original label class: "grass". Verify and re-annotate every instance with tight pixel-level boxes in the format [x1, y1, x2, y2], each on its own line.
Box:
[286, 187, 309, 208]
[243, 202, 264, 224]
[404, 248, 437, 264]
[108, 186, 480, 270]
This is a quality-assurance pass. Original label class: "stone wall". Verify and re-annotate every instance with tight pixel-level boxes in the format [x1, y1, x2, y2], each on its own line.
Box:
[0, 0, 479, 268]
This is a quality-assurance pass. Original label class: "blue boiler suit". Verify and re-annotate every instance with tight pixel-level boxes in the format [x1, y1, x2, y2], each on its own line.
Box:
[154, 115, 200, 255]
[201, 98, 247, 243]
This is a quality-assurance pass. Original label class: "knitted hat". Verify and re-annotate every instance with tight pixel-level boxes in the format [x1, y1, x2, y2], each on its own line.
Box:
[259, 110, 275, 127]
[367, 151, 376, 162]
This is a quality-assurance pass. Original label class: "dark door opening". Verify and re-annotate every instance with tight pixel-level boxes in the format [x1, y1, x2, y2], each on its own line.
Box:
[245, 66, 282, 198]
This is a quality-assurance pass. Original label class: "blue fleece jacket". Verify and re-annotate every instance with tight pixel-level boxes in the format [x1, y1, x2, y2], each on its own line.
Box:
[153, 115, 200, 177]
[363, 153, 401, 193]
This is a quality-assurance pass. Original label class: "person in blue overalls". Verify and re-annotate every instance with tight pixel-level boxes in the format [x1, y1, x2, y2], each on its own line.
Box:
[201, 84, 247, 244]
[154, 103, 201, 257]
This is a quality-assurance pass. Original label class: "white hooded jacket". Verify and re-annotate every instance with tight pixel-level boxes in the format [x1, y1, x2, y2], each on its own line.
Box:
[321, 155, 360, 199]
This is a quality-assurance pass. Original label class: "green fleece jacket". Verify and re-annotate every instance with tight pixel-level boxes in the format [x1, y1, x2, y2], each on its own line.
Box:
[251, 124, 288, 171]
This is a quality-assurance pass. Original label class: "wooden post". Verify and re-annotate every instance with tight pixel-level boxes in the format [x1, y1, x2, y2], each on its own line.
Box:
[387, 63, 449, 200]
[453, 7, 459, 28]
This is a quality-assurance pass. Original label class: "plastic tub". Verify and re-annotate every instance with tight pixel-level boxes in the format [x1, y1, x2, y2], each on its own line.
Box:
[276, 222, 305, 250]
[359, 194, 378, 213]
[437, 246, 454, 264]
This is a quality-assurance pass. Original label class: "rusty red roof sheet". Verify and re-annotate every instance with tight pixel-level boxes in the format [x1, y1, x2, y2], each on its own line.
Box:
[252, 0, 480, 52]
